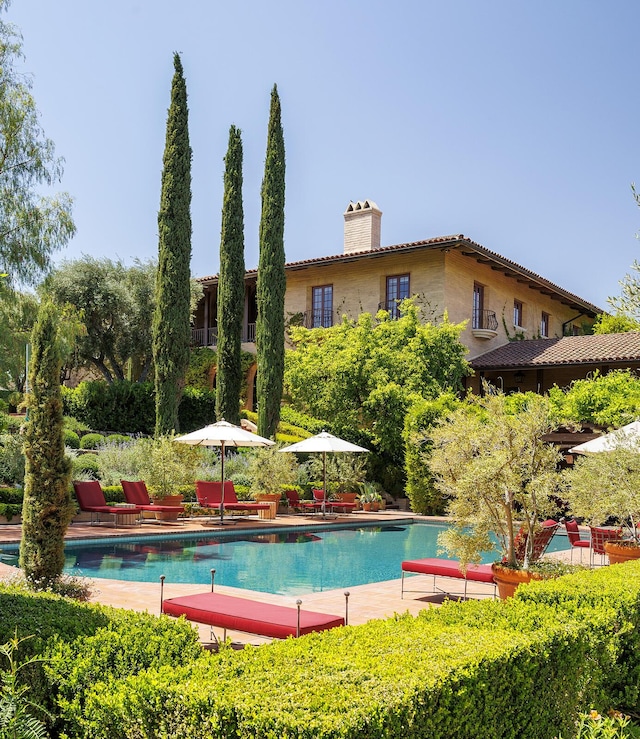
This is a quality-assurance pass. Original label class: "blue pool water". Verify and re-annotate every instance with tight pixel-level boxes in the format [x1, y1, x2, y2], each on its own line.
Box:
[0, 522, 569, 596]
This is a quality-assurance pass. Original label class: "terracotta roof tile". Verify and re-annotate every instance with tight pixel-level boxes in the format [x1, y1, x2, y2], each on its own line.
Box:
[471, 333, 640, 370]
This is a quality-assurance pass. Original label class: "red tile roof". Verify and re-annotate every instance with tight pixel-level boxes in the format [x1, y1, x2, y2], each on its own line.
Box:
[196, 235, 602, 315]
[471, 333, 640, 370]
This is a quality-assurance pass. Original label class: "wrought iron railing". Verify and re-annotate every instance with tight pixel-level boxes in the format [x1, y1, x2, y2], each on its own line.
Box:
[472, 309, 498, 331]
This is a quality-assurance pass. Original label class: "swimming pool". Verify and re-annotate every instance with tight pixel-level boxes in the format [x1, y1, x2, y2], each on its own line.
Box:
[0, 521, 569, 596]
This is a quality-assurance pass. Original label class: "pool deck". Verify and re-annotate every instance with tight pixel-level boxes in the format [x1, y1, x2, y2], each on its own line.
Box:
[0, 512, 574, 647]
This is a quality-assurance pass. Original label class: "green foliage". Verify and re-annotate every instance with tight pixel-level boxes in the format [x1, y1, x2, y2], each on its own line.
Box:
[62, 430, 79, 449]
[62, 416, 89, 436]
[78, 433, 105, 450]
[548, 370, 640, 428]
[0, 433, 25, 486]
[153, 53, 193, 436]
[248, 445, 298, 498]
[278, 406, 327, 435]
[135, 435, 201, 499]
[177, 386, 217, 433]
[105, 434, 130, 445]
[60, 563, 640, 739]
[20, 302, 73, 587]
[557, 710, 640, 739]
[0, 290, 39, 395]
[70, 453, 101, 481]
[0, 5, 75, 287]
[563, 442, 640, 541]
[429, 392, 561, 569]
[216, 125, 246, 426]
[403, 393, 460, 514]
[256, 84, 286, 439]
[0, 502, 22, 520]
[62, 381, 155, 434]
[0, 633, 51, 739]
[593, 313, 640, 334]
[184, 347, 216, 390]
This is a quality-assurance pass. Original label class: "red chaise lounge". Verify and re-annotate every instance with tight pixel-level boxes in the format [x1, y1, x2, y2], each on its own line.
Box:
[73, 480, 143, 527]
[121, 479, 185, 523]
[161, 576, 348, 640]
[195, 481, 270, 521]
[401, 558, 497, 600]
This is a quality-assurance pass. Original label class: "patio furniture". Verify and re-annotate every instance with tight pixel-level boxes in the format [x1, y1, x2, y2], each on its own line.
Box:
[284, 489, 313, 514]
[401, 558, 497, 600]
[330, 492, 358, 514]
[121, 479, 185, 523]
[160, 574, 348, 640]
[73, 480, 143, 528]
[589, 526, 622, 567]
[195, 481, 270, 522]
[564, 518, 590, 563]
[513, 519, 559, 563]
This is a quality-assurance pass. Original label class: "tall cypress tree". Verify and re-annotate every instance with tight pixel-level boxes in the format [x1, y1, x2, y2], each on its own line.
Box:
[216, 126, 245, 425]
[153, 52, 192, 436]
[256, 85, 286, 438]
[20, 301, 73, 587]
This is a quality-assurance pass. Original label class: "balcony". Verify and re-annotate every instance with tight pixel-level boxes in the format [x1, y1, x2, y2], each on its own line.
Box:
[303, 309, 334, 329]
[191, 324, 256, 347]
[471, 309, 498, 339]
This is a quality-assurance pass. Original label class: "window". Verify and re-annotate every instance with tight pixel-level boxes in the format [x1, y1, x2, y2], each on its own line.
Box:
[311, 285, 333, 328]
[540, 312, 550, 337]
[385, 274, 410, 318]
[513, 300, 524, 328]
[472, 283, 484, 329]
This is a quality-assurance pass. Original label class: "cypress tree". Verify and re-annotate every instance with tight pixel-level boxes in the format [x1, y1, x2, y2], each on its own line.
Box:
[256, 84, 286, 438]
[216, 126, 245, 425]
[20, 301, 73, 587]
[153, 52, 192, 435]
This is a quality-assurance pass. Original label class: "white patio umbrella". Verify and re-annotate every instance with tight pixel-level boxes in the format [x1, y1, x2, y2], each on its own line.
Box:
[279, 431, 369, 518]
[569, 420, 640, 454]
[174, 420, 275, 524]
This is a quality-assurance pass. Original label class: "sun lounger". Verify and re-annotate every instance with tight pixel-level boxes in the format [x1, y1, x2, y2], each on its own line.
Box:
[195, 481, 271, 520]
[161, 575, 348, 640]
[401, 557, 497, 599]
[121, 480, 185, 522]
[73, 480, 143, 527]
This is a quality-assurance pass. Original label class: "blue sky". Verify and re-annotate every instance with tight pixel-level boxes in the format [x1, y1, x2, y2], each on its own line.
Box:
[10, 1, 640, 311]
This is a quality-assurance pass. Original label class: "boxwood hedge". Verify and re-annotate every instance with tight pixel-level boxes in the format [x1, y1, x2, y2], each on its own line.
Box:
[4, 561, 635, 739]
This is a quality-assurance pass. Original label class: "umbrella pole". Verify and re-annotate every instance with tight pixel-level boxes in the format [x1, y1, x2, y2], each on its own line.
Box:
[322, 451, 327, 519]
[220, 441, 225, 525]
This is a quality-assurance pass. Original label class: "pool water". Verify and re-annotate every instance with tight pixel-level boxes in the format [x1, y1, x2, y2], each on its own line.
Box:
[0, 522, 569, 596]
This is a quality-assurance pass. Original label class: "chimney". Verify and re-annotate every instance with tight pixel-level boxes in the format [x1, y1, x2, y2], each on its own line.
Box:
[343, 200, 382, 254]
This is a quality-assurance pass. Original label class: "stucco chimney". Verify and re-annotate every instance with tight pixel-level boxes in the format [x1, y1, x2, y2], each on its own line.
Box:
[343, 200, 382, 254]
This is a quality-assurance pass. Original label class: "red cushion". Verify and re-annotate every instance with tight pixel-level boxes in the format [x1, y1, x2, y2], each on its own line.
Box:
[163, 592, 344, 638]
[401, 558, 495, 584]
[121, 480, 151, 506]
[73, 481, 107, 509]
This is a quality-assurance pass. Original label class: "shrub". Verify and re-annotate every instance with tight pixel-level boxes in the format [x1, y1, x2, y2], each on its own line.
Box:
[0, 488, 23, 504]
[63, 416, 90, 436]
[0, 434, 25, 486]
[177, 386, 216, 434]
[79, 433, 106, 450]
[70, 453, 101, 480]
[106, 434, 131, 445]
[63, 429, 80, 449]
[0, 502, 22, 520]
[62, 381, 155, 434]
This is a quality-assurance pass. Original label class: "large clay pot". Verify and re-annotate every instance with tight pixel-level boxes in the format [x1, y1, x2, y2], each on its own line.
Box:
[150, 494, 184, 521]
[491, 563, 542, 600]
[604, 541, 640, 565]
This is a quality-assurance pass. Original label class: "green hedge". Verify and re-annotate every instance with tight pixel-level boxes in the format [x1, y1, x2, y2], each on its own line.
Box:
[79, 433, 106, 450]
[0, 487, 23, 504]
[0, 502, 22, 520]
[49, 562, 640, 739]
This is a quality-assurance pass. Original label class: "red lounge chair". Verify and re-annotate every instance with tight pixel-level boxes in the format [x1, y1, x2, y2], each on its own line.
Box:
[284, 489, 314, 514]
[121, 480, 185, 523]
[401, 557, 497, 600]
[513, 519, 559, 563]
[161, 577, 348, 640]
[195, 481, 270, 520]
[330, 492, 357, 514]
[73, 480, 143, 527]
[564, 518, 590, 563]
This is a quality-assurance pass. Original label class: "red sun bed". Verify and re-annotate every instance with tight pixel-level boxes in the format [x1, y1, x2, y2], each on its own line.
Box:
[401, 557, 496, 599]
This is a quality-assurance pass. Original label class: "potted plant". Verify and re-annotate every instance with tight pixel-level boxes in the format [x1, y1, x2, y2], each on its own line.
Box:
[563, 440, 640, 564]
[359, 483, 383, 512]
[248, 445, 299, 516]
[429, 392, 564, 598]
[138, 436, 200, 514]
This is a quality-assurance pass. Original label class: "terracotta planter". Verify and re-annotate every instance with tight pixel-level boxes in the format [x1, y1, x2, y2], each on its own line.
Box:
[150, 494, 184, 521]
[604, 541, 640, 565]
[362, 502, 372, 512]
[491, 563, 542, 600]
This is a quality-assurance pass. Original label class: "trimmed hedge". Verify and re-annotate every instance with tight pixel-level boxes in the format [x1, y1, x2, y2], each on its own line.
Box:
[79, 433, 106, 450]
[0, 487, 23, 504]
[46, 562, 640, 738]
[0, 502, 22, 520]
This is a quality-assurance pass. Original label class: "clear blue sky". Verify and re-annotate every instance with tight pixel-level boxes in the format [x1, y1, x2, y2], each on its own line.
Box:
[10, 0, 640, 311]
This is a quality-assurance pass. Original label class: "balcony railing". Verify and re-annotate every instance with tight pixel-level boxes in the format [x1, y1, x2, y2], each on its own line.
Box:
[191, 323, 256, 347]
[304, 309, 333, 328]
[472, 309, 498, 331]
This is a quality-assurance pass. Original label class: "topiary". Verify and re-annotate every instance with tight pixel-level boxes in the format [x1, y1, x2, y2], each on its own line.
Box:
[72, 454, 101, 480]
[79, 433, 105, 450]
[105, 434, 132, 445]
[63, 430, 80, 449]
